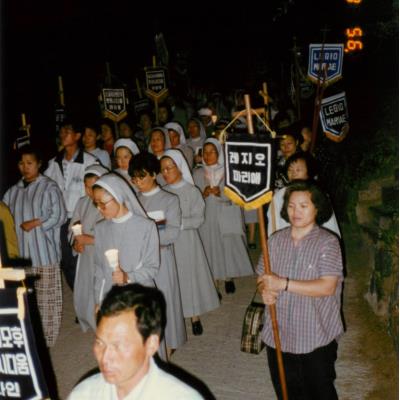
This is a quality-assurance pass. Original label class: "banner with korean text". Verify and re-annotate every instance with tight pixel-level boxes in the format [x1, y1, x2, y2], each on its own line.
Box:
[224, 132, 275, 210]
[0, 288, 49, 400]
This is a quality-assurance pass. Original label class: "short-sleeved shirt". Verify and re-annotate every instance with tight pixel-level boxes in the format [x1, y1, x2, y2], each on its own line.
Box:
[256, 225, 344, 354]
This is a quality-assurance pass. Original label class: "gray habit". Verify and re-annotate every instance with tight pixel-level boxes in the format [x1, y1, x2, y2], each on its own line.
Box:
[193, 169, 254, 280]
[70, 196, 103, 332]
[164, 181, 220, 318]
[93, 213, 160, 304]
[138, 187, 187, 349]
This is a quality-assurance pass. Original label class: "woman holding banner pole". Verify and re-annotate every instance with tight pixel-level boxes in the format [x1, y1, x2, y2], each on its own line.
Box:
[257, 180, 344, 399]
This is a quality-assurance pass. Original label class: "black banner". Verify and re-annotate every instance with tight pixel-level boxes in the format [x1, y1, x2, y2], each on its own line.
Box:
[101, 88, 128, 122]
[145, 67, 168, 97]
[133, 98, 151, 116]
[319, 92, 349, 142]
[224, 132, 275, 209]
[0, 288, 49, 399]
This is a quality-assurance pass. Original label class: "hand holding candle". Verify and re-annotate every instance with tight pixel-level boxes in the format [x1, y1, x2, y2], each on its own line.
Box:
[147, 210, 166, 229]
[71, 224, 82, 237]
[104, 249, 119, 270]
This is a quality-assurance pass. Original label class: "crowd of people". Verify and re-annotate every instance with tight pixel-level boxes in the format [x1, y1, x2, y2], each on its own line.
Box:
[0, 88, 345, 399]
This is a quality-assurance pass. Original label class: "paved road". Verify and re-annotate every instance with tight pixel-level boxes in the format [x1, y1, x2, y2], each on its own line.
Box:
[47, 230, 393, 399]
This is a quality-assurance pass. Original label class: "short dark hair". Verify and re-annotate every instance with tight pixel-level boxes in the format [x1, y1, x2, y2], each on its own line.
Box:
[280, 180, 333, 225]
[82, 123, 99, 135]
[16, 144, 42, 163]
[284, 151, 319, 180]
[128, 152, 160, 177]
[97, 283, 166, 342]
[61, 119, 82, 133]
[100, 118, 116, 138]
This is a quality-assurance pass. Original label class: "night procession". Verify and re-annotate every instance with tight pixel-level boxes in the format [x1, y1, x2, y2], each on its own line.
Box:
[0, 1, 397, 399]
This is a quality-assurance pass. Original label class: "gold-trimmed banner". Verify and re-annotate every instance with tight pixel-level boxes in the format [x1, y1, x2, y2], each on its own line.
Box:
[224, 187, 273, 210]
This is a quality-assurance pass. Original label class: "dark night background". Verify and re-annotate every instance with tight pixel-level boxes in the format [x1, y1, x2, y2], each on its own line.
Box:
[0, 0, 398, 195]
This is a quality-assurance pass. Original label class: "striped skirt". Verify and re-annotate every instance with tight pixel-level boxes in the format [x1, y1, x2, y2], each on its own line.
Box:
[28, 264, 63, 347]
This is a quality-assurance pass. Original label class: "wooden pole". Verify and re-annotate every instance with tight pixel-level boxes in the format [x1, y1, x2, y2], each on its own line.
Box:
[136, 78, 143, 99]
[152, 56, 156, 67]
[310, 65, 327, 154]
[258, 82, 270, 128]
[244, 94, 288, 400]
[106, 62, 112, 86]
[21, 113, 31, 136]
[310, 28, 329, 154]
[0, 253, 26, 289]
[292, 37, 301, 120]
[58, 76, 65, 107]
[154, 97, 159, 125]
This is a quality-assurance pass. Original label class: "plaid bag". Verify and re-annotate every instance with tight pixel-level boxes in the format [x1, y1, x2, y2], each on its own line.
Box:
[240, 291, 265, 354]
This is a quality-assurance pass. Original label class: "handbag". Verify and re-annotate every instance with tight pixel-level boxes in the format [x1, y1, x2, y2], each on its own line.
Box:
[240, 290, 266, 354]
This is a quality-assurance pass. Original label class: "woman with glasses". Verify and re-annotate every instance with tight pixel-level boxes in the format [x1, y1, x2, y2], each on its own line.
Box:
[160, 149, 219, 336]
[91, 173, 159, 309]
[193, 138, 254, 297]
[69, 164, 109, 332]
[129, 153, 186, 358]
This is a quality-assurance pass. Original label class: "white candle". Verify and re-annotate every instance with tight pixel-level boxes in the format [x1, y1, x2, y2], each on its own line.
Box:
[104, 249, 119, 270]
[71, 224, 82, 236]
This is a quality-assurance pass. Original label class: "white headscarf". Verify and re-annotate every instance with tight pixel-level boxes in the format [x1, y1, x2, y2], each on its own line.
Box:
[148, 127, 171, 156]
[84, 164, 109, 178]
[95, 172, 147, 217]
[113, 138, 140, 156]
[202, 138, 225, 187]
[162, 149, 194, 185]
[188, 117, 207, 141]
[164, 122, 186, 145]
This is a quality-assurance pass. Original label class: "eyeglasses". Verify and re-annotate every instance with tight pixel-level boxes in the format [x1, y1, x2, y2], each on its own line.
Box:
[161, 165, 177, 173]
[93, 197, 114, 210]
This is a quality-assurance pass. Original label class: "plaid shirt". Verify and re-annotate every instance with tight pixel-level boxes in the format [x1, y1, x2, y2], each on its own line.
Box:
[257, 225, 344, 354]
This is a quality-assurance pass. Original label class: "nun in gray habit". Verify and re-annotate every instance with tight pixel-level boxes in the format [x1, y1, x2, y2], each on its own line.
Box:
[70, 164, 109, 332]
[193, 138, 254, 295]
[161, 149, 220, 336]
[130, 152, 186, 354]
[92, 173, 160, 307]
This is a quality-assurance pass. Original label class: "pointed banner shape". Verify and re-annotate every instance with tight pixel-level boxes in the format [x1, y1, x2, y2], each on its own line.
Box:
[145, 67, 168, 99]
[101, 88, 128, 122]
[224, 132, 275, 210]
[0, 288, 49, 399]
[319, 91, 349, 142]
[308, 44, 344, 85]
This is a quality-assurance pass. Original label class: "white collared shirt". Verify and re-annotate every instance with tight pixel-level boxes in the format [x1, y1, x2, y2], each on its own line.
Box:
[67, 357, 204, 400]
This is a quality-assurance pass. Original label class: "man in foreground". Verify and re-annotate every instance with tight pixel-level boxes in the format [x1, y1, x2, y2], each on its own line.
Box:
[68, 283, 204, 400]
